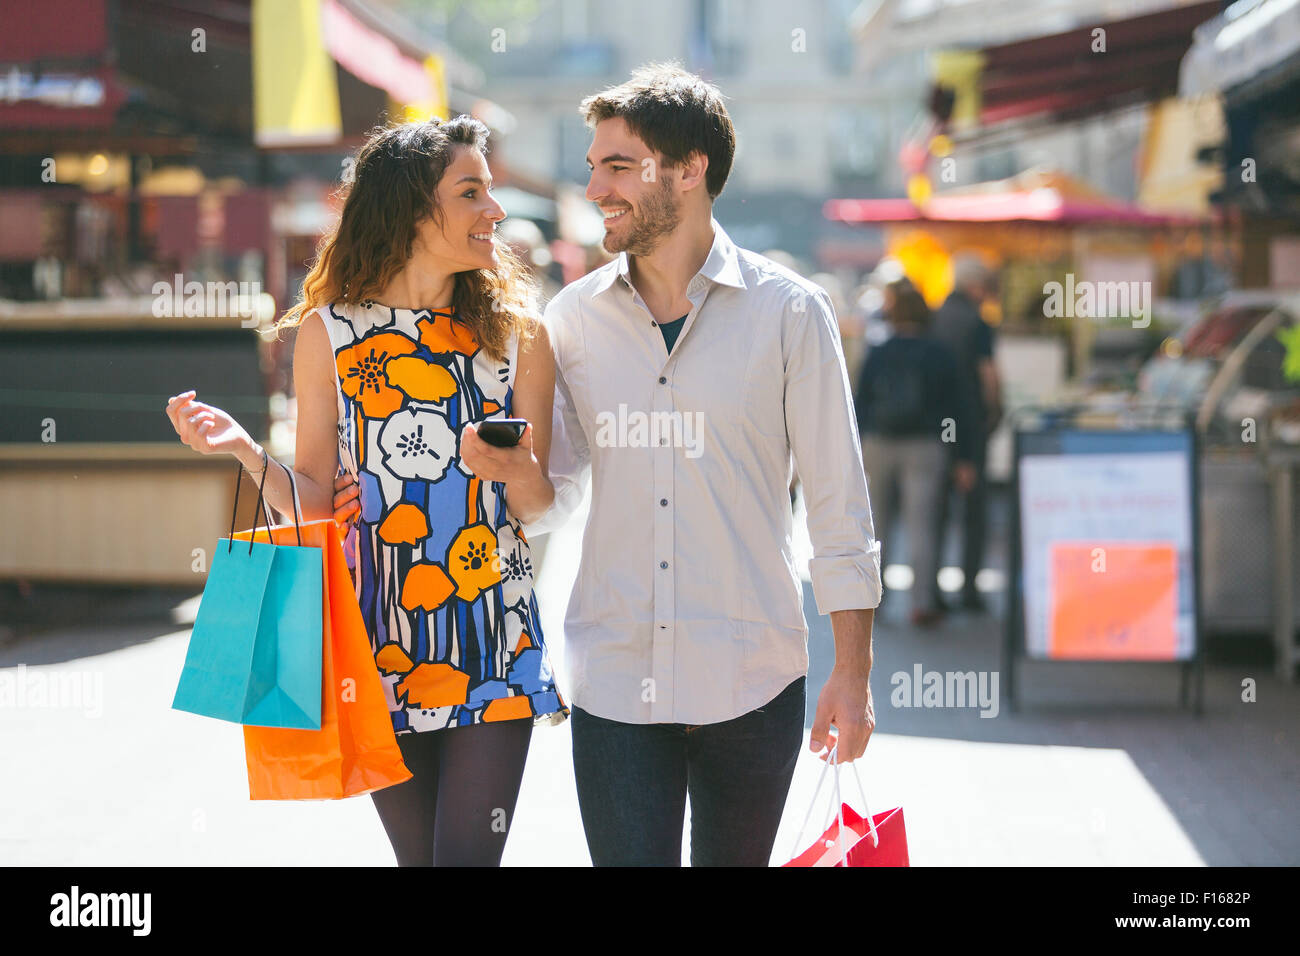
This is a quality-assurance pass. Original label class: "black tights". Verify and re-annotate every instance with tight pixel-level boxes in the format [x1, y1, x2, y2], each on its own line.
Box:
[370, 717, 533, 866]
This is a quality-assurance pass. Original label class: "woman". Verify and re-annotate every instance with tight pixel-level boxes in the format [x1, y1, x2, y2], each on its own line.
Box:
[164, 117, 567, 866]
[853, 278, 975, 627]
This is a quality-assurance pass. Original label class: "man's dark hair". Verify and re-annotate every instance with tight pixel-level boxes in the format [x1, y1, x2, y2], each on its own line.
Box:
[580, 61, 736, 200]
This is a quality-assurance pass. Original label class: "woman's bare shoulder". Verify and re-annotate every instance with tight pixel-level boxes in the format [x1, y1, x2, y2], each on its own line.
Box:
[292, 306, 337, 391]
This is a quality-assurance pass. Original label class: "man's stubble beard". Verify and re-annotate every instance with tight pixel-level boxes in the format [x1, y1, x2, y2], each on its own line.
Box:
[603, 177, 681, 256]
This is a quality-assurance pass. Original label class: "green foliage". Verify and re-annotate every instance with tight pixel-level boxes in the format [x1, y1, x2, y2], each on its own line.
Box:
[1277, 324, 1300, 383]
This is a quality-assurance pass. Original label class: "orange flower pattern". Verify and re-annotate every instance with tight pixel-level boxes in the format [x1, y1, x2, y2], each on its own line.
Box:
[317, 302, 567, 733]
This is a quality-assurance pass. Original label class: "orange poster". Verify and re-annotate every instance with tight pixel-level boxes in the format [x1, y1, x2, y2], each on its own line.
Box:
[1048, 543, 1178, 660]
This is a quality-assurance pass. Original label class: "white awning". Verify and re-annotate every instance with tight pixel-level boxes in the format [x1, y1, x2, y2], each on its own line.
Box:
[1180, 0, 1300, 96]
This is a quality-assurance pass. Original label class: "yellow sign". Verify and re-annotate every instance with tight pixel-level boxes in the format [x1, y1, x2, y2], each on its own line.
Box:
[393, 54, 450, 124]
[252, 0, 342, 147]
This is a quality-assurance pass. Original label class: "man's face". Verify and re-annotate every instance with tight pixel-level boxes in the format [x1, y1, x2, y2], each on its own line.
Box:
[585, 117, 682, 256]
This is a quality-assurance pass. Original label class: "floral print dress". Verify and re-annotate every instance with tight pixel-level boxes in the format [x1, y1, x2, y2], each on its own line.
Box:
[316, 301, 567, 734]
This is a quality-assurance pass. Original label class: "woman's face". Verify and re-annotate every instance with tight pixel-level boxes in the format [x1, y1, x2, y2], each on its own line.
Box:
[413, 145, 506, 274]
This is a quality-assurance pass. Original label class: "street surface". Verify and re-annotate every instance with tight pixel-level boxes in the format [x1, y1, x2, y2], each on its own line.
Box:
[1, 488, 1296, 865]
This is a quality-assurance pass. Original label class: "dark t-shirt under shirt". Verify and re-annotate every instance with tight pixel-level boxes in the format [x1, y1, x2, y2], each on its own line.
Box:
[659, 313, 688, 353]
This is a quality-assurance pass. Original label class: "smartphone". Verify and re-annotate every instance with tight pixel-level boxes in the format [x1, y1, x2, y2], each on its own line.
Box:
[476, 418, 527, 448]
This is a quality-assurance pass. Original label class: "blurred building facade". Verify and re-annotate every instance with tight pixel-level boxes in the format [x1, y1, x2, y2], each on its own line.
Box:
[0, 0, 515, 308]
[394, 0, 1250, 270]
[0, 0, 529, 586]
[407, 0, 917, 265]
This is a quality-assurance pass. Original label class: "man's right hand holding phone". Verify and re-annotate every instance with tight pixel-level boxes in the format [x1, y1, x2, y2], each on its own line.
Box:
[333, 471, 361, 527]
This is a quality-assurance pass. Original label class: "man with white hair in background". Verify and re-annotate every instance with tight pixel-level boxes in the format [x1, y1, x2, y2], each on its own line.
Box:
[930, 253, 1003, 613]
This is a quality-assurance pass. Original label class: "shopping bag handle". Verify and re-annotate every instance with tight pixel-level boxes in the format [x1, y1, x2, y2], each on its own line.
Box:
[789, 741, 879, 866]
[273, 457, 304, 547]
[226, 456, 303, 553]
[228, 458, 275, 555]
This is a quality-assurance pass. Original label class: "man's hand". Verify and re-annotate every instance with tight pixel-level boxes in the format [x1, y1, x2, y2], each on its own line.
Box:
[810, 607, 876, 761]
[810, 664, 875, 762]
[333, 472, 360, 527]
[953, 460, 977, 493]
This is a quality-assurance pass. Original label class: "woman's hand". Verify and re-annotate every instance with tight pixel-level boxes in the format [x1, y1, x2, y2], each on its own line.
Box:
[458, 421, 540, 485]
[333, 471, 361, 527]
[165, 389, 254, 458]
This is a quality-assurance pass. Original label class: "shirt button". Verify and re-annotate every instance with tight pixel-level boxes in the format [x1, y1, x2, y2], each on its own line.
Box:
[660, 560, 668, 569]
[658, 376, 667, 384]
[660, 498, 668, 506]
[651, 320, 657, 327]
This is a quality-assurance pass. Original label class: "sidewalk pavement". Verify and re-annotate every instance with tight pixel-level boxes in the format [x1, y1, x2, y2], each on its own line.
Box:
[1, 488, 1297, 865]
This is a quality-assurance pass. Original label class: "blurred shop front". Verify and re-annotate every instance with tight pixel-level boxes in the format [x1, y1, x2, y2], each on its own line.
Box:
[1175, 0, 1300, 674]
[0, 0, 555, 586]
[824, 170, 1227, 483]
[832, 0, 1300, 675]
[1181, 0, 1300, 279]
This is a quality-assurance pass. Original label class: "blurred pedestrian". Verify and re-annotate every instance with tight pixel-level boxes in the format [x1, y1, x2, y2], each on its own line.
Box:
[930, 253, 1003, 612]
[497, 216, 561, 305]
[845, 259, 900, 378]
[855, 279, 975, 627]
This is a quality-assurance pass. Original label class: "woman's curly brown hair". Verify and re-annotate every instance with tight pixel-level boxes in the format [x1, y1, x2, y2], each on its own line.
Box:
[273, 116, 538, 361]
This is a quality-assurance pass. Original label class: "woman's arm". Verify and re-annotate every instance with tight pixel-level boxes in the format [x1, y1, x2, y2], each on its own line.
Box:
[230, 311, 339, 523]
[458, 319, 556, 525]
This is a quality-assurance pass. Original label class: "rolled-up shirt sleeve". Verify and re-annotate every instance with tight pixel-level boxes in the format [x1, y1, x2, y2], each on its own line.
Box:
[784, 287, 883, 615]
[521, 305, 591, 539]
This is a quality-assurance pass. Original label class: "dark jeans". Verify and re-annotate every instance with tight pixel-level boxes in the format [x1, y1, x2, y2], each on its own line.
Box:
[571, 676, 806, 866]
[370, 717, 533, 866]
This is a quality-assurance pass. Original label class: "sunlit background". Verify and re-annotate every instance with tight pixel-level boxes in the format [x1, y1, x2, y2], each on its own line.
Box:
[1, 0, 1299, 867]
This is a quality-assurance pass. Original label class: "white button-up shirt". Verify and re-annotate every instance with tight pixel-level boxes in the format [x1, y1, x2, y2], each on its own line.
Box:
[523, 219, 881, 725]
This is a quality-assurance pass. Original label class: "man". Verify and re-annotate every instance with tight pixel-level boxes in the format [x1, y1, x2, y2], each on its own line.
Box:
[930, 254, 1003, 613]
[522, 63, 882, 866]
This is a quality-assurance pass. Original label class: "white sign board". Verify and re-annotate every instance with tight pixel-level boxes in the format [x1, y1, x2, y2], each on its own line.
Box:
[1020, 450, 1195, 660]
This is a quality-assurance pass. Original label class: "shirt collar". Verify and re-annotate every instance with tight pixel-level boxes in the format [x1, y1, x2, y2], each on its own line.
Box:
[593, 217, 747, 297]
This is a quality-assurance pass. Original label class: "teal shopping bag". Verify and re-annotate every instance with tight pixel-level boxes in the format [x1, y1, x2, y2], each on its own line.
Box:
[172, 459, 324, 729]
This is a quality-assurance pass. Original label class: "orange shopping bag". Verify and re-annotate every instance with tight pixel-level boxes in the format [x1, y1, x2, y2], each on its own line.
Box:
[234, 515, 411, 799]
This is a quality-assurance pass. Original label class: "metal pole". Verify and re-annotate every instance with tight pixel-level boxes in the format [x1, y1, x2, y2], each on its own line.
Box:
[1271, 461, 1296, 683]
[1004, 423, 1023, 713]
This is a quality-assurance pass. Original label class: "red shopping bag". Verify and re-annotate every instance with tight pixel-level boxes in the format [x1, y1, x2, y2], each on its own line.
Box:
[783, 744, 909, 867]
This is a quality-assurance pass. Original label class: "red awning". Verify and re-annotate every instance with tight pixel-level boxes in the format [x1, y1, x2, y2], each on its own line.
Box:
[978, 1, 1221, 127]
[824, 191, 1211, 226]
[321, 0, 432, 105]
[0, 0, 108, 60]
[0, 0, 129, 130]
